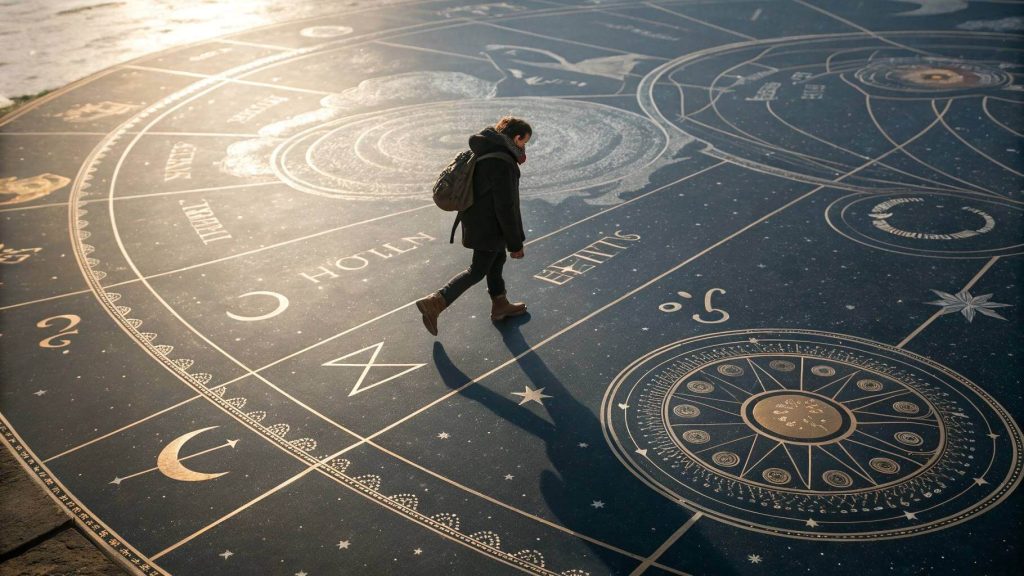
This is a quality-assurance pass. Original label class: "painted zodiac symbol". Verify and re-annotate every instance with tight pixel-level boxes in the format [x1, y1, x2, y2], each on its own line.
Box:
[0, 173, 71, 206]
[226, 291, 290, 322]
[659, 288, 730, 324]
[37, 314, 81, 348]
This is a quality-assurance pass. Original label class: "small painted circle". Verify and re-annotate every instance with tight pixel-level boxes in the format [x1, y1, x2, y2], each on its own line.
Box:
[712, 452, 741, 467]
[770, 360, 796, 372]
[857, 379, 884, 392]
[717, 364, 744, 377]
[682, 430, 711, 444]
[894, 401, 921, 415]
[686, 380, 715, 394]
[673, 404, 701, 418]
[895, 431, 924, 446]
[823, 470, 854, 488]
[763, 468, 792, 485]
[870, 458, 901, 475]
[811, 365, 837, 377]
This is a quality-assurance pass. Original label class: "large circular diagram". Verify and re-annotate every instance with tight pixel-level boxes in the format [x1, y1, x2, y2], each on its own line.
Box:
[638, 32, 1024, 198]
[603, 329, 1023, 540]
[2, 1, 1023, 574]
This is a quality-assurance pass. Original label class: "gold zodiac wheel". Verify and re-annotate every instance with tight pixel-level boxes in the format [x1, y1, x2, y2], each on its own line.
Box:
[603, 329, 1022, 539]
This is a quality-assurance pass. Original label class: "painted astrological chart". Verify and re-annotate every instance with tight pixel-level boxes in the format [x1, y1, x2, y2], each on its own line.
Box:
[638, 31, 1024, 197]
[603, 330, 1023, 539]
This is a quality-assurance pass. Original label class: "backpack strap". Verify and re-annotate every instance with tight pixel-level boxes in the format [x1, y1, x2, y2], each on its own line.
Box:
[449, 212, 461, 244]
[449, 152, 514, 243]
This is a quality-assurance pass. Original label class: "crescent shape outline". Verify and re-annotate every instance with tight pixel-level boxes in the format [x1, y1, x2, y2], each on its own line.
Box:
[156, 426, 230, 482]
[226, 291, 290, 322]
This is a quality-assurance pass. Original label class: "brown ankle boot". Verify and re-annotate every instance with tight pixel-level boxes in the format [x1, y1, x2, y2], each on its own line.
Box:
[415, 292, 447, 336]
[490, 293, 527, 321]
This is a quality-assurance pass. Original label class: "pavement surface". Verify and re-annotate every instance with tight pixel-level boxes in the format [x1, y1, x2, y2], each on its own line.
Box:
[1, 1, 1022, 575]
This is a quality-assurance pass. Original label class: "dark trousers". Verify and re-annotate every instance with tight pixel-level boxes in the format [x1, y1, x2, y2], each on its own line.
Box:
[439, 249, 507, 305]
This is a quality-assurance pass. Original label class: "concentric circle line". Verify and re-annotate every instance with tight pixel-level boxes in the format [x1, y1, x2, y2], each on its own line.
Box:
[639, 31, 1024, 196]
[763, 99, 975, 194]
[984, 96, 1024, 138]
[933, 99, 1024, 179]
[862, 93, 1005, 199]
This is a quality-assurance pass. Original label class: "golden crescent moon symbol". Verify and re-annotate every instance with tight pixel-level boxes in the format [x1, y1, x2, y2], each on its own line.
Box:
[226, 291, 290, 322]
[156, 426, 230, 482]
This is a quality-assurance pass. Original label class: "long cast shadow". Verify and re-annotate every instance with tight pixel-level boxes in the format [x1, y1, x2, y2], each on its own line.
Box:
[432, 318, 735, 575]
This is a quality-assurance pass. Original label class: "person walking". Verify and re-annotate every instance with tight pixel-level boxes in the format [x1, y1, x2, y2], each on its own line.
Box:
[415, 116, 532, 336]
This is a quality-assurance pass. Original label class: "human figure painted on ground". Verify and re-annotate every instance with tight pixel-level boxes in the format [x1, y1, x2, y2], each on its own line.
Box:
[416, 117, 532, 336]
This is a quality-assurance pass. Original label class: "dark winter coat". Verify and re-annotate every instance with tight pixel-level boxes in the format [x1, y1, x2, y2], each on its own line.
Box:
[457, 128, 525, 252]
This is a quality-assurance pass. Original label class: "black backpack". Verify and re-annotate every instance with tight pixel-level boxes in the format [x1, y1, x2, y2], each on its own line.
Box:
[432, 150, 512, 243]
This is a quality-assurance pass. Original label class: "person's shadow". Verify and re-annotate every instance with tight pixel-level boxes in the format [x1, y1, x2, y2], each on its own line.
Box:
[431, 318, 734, 575]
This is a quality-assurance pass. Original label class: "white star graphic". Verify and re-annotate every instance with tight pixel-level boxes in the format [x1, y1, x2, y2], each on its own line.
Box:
[33, 390, 47, 396]
[988, 433, 1000, 440]
[504, 474, 514, 480]
[748, 554, 762, 564]
[218, 550, 233, 560]
[413, 548, 423, 555]
[578, 442, 589, 448]
[295, 571, 308, 576]
[437, 432, 449, 440]
[110, 477, 123, 486]
[805, 518, 818, 528]
[903, 510, 917, 520]
[591, 500, 605, 509]
[337, 540, 350, 550]
[927, 289, 1011, 322]
[511, 385, 552, 406]
[974, 477, 989, 486]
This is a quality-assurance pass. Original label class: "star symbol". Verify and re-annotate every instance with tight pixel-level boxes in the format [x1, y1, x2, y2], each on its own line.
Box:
[927, 289, 1011, 322]
[974, 477, 989, 486]
[295, 571, 308, 576]
[591, 500, 605, 509]
[988, 433, 1000, 440]
[635, 448, 648, 457]
[903, 510, 917, 520]
[337, 540, 350, 550]
[110, 477, 123, 486]
[749, 338, 760, 344]
[226, 439, 239, 448]
[413, 548, 423, 555]
[33, 390, 47, 396]
[748, 554, 762, 564]
[511, 385, 552, 406]
[504, 474, 514, 480]
[805, 518, 818, 528]
[578, 442, 589, 448]
[219, 550, 233, 560]
[437, 432, 449, 440]
[617, 403, 629, 410]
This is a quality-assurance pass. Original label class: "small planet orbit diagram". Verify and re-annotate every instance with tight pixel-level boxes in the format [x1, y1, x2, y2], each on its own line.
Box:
[1, 1, 1022, 575]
